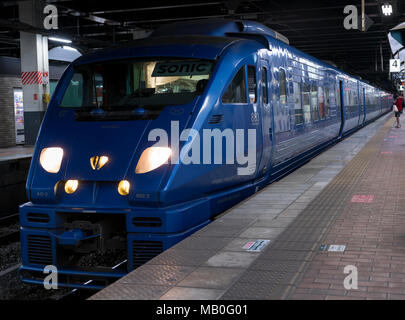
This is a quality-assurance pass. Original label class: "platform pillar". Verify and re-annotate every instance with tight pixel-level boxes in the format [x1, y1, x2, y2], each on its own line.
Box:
[19, 0, 50, 145]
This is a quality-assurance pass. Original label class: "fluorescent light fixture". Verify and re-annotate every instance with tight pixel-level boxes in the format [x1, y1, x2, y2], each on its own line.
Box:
[382, 3, 393, 16]
[62, 46, 78, 51]
[49, 37, 72, 44]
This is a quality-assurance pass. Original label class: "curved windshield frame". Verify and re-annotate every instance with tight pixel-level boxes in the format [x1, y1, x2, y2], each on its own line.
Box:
[60, 58, 214, 109]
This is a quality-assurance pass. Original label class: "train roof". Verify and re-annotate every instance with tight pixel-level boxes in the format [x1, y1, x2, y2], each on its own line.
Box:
[73, 19, 391, 94]
[73, 35, 245, 65]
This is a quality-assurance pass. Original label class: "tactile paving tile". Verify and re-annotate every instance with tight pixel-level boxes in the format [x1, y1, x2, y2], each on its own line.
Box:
[236, 270, 300, 285]
[250, 259, 303, 272]
[89, 283, 172, 300]
[119, 264, 195, 286]
[267, 241, 318, 252]
[258, 250, 312, 262]
[147, 249, 214, 266]
[220, 281, 292, 300]
[222, 116, 393, 300]
[173, 236, 233, 251]
[192, 224, 251, 237]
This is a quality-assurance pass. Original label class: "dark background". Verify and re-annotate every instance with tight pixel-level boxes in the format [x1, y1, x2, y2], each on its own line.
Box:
[1, 0, 404, 90]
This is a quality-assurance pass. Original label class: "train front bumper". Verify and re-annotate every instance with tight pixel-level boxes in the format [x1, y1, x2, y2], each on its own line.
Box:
[18, 198, 210, 289]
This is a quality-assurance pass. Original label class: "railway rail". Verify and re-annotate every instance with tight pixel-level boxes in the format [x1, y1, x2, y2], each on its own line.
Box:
[0, 213, 20, 246]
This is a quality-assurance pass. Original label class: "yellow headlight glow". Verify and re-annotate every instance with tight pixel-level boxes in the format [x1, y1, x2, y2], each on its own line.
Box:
[39, 147, 64, 173]
[118, 180, 130, 196]
[65, 180, 79, 194]
[135, 147, 171, 174]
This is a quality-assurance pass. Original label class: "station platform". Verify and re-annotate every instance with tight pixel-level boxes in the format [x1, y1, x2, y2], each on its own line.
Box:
[90, 113, 405, 300]
[0, 146, 33, 217]
[0, 145, 33, 162]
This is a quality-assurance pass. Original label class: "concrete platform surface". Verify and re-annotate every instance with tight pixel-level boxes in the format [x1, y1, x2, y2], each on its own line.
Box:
[0, 145, 33, 162]
[90, 113, 404, 300]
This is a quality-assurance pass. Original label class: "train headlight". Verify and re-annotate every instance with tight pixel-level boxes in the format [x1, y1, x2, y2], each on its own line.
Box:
[135, 147, 171, 174]
[64, 180, 79, 194]
[40, 147, 64, 173]
[118, 180, 130, 196]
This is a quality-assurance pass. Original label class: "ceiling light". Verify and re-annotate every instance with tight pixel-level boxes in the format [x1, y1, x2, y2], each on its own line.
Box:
[62, 46, 78, 51]
[382, 3, 393, 16]
[49, 37, 72, 44]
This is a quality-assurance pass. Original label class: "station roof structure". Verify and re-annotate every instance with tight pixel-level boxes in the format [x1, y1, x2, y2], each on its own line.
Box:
[0, 0, 404, 88]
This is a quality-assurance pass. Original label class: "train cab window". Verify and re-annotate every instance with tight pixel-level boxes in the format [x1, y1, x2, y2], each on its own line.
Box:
[324, 87, 330, 118]
[318, 86, 325, 119]
[222, 66, 247, 104]
[247, 66, 257, 103]
[302, 83, 311, 124]
[311, 84, 319, 121]
[293, 82, 303, 125]
[262, 67, 268, 104]
[60, 58, 214, 109]
[60, 73, 84, 107]
[279, 69, 287, 105]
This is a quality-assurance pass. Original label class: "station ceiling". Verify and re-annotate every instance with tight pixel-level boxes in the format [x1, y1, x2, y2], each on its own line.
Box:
[0, 0, 404, 88]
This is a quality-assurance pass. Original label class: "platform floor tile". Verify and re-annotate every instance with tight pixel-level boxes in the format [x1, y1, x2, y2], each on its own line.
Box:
[160, 287, 225, 300]
[176, 267, 244, 289]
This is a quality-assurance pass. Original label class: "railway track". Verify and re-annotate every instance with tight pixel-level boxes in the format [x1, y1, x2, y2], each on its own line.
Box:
[0, 263, 20, 278]
[0, 213, 120, 300]
[0, 213, 19, 225]
[0, 213, 20, 246]
[54, 259, 128, 300]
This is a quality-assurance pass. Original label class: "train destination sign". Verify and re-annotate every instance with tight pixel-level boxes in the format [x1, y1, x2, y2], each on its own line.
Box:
[152, 61, 213, 77]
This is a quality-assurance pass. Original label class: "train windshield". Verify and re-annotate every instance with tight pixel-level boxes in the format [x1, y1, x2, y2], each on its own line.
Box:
[60, 58, 214, 109]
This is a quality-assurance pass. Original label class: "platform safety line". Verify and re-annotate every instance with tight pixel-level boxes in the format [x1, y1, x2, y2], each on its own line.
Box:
[279, 116, 393, 300]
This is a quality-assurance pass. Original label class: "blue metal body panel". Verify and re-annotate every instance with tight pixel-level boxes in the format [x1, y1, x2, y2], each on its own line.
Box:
[19, 19, 392, 289]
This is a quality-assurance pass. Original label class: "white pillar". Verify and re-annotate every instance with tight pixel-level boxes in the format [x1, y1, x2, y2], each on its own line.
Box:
[19, 0, 50, 145]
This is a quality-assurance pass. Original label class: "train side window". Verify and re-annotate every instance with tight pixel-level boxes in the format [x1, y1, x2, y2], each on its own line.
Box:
[93, 74, 103, 107]
[262, 67, 268, 104]
[336, 82, 341, 107]
[318, 86, 325, 119]
[279, 69, 286, 105]
[247, 65, 257, 103]
[353, 89, 359, 106]
[222, 66, 247, 104]
[302, 83, 311, 124]
[324, 87, 330, 118]
[311, 84, 319, 121]
[293, 82, 303, 125]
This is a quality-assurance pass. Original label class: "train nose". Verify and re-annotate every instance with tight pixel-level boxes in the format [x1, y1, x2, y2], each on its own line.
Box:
[63, 123, 148, 182]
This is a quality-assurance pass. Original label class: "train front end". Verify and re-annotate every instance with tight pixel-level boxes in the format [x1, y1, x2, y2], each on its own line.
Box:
[19, 42, 222, 289]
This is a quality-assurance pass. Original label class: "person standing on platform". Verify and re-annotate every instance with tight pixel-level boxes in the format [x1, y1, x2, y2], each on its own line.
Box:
[394, 94, 404, 128]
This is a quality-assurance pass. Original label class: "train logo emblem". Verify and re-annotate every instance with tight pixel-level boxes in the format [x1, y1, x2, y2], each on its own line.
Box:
[90, 156, 109, 170]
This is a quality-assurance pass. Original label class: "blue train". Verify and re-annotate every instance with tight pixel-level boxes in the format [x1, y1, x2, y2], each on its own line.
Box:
[19, 19, 392, 289]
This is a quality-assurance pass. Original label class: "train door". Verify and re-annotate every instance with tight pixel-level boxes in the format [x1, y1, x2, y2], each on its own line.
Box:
[379, 92, 383, 114]
[357, 83, 362, 127]
[361, 87, 366, 125]
[246, 65, 263, 179]
[338, 80, 345, 137]
[257, 59, 272, 177]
